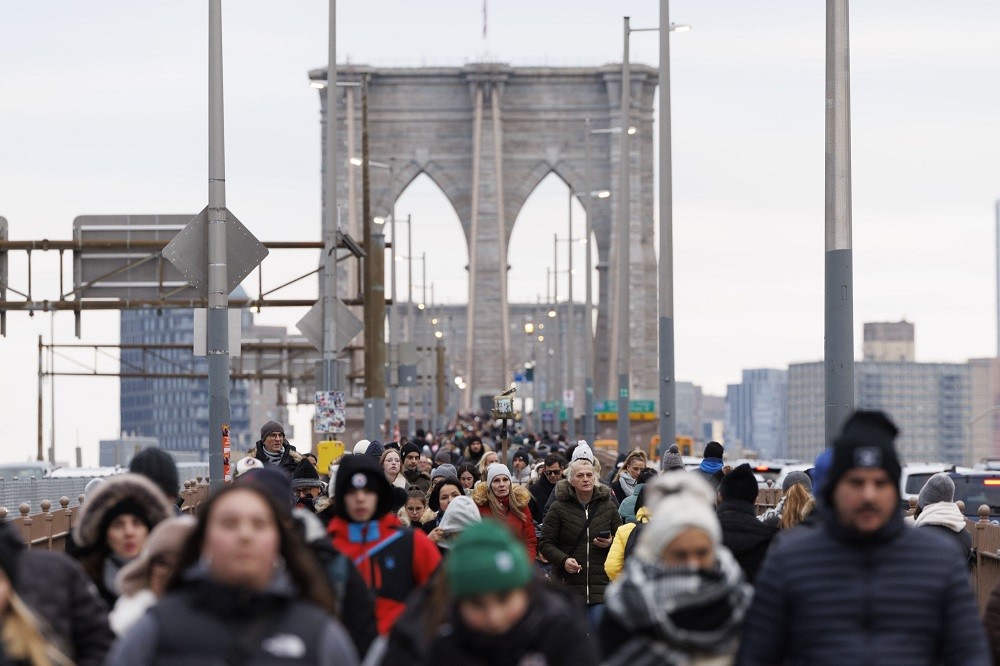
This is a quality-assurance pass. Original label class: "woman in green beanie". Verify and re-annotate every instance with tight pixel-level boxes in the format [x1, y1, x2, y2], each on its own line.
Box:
[421, 519, 599, 665]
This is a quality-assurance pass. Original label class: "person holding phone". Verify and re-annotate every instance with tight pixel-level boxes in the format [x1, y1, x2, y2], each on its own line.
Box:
[539, 457, 621, 632]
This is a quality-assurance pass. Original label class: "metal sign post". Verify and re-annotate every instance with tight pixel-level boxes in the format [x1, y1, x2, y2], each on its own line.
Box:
[163, 2, 267, 491]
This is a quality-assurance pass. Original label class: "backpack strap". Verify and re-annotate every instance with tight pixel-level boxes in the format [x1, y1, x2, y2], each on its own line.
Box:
[624, 523, 645, 560]
[353, 529, 406, 568]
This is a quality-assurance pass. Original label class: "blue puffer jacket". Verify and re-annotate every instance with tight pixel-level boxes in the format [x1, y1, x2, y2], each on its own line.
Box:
[737, 507, 990, 666]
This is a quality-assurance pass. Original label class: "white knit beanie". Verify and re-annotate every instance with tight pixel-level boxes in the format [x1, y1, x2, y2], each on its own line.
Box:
[634, 472, 721, 564]
[486, 463, 512, 486]
[571, 442, 595, 463]
[353, 439, 371, 455]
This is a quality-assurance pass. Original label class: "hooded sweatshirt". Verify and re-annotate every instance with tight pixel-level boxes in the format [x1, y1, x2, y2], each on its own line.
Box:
[436, 495, 482, 550]
[915, 501, 973, 568]
[327, 455, 441, 635]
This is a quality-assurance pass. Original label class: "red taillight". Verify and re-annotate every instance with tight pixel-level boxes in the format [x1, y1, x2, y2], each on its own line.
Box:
[754, 466, 771, 472]
[983, 479, 1000, 486]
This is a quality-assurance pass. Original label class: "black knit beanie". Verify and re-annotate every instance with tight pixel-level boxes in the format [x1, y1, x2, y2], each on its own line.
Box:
[130, 448, 180, 500]
[400, 442, 421, 460]
[291, 459, 322, 490]
[719, 463, 759, 504]
[703, 441, 724, 460]
[823, 410, 901, 504]
[99, 497, 155, 538]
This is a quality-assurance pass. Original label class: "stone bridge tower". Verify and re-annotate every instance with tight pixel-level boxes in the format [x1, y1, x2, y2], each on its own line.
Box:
[311, 63, 658, 411]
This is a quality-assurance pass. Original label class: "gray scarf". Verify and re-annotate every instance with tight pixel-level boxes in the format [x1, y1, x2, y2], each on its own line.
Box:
[261, 445, 283, 465]
[103, 553, 132, 597]
[604, 547, 752, 666]
[619, 472, 637, 498]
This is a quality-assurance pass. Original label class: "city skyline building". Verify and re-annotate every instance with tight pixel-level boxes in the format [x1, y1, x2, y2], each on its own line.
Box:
[787, 359, 973, 464]
[119, 307, 253, 460]
[863, 321, 915, 362]
[725, 368, 788, 459]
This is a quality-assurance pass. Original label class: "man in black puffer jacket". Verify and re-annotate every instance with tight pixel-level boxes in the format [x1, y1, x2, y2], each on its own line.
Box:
[738, 411, 990, 665]
[716, 463, 776, 583]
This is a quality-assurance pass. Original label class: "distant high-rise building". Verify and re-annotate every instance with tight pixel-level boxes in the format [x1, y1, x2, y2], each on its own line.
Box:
[726, 369, 788, 459]
[99, 436, 158, 467]
[674, 382, 726, 448]
[969, 357, 1000, 464]
[863, 321, 915, 362]
[675, 382, 703, 440]
[787, 359, 971, 464]
[120, 307, 253, 460]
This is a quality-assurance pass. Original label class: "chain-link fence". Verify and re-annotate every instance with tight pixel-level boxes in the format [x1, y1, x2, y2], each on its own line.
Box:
[0, 478, 94, 514]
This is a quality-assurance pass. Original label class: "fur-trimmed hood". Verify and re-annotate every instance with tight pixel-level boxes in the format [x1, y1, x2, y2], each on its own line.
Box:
[73, 473, 175, 549]
[471, 480, 531, 512]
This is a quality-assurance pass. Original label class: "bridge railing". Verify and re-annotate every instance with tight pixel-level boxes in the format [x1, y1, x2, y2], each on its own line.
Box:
[2, 477, 210, 551]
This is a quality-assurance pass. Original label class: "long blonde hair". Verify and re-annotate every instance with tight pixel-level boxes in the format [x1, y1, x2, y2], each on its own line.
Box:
[2, 591, 72, 666]
[613, 450, 647, 484]
[779, 482, 815, 530]
[476, 449, 499, 479]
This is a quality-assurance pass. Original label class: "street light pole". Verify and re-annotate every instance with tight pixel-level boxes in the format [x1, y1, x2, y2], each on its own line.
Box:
[361, 76, 386, 441]
[583, 121, 596, 446]
[320, 0, 340, 406]
[616, 16, 632, 455]
[207, 0, 231, 491]
[388, 173, 399, 439]
[825, 0, 855, 440]
[657, 0, 677, 465]
[566, 192, 576, 441]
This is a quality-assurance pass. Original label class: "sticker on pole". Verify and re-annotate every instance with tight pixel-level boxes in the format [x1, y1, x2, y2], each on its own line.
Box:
[315, 391, 346, 434]
[222, 424, 232, 482]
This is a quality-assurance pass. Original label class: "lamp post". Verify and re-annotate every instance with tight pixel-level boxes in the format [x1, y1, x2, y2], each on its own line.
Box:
[617, 14, 690, 457]
[348, 152, 395, 439]
[658, 1, 681, 463]
[569, 188, 610, 444]
[319, 0, 340, 427]
[616, 16, 634, 455]
[825, 0, 855, 440]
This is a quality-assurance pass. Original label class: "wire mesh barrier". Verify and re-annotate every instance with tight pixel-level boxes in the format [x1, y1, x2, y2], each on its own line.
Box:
[3, 478, 210, 552]
[0, 478, 94, 515]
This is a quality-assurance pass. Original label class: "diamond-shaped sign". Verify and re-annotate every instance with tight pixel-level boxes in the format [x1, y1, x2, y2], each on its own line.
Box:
[297, 298, 364, 354]
[162, 207, 268, 297]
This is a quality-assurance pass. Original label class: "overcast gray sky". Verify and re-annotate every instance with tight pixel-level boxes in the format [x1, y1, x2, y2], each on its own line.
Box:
[2, 1, 999, 464]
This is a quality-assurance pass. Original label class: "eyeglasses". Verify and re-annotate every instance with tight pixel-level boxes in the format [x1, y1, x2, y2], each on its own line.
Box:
[544, 469, 563, 477]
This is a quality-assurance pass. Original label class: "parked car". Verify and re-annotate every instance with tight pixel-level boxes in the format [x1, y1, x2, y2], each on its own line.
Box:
[0, 461, 54, 482]
[946, 470, 1000, 521]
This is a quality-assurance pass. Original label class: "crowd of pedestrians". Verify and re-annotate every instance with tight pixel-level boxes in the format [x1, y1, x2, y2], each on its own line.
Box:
[4, 411, 1000, 664]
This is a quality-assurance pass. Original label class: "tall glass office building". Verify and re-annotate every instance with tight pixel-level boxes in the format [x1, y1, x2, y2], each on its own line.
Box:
[119, 307, 252, 460]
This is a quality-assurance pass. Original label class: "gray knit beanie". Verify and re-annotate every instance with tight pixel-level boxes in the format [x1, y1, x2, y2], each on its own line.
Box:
[661, 445, 685, 471]
[782, 470, 813, 493]
[917, 473, 955, 508]
[259, 420, 284, 441]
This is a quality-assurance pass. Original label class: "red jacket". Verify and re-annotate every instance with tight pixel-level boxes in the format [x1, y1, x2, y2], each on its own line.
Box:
[476, 497, 538, 561]
[327, 512, 441, 635]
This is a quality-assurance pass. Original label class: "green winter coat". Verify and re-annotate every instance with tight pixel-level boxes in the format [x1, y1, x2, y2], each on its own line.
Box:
[539, 479, 621, 606]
